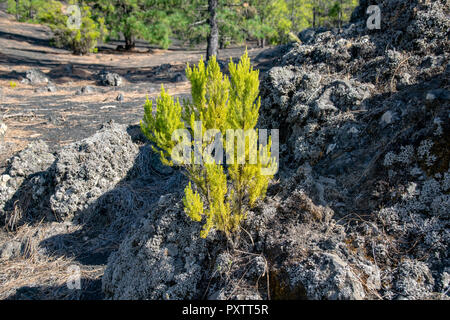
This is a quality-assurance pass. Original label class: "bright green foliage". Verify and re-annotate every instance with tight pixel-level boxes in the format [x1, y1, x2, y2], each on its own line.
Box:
[141, 52, 276, 242]
[38, 1, 107, 55]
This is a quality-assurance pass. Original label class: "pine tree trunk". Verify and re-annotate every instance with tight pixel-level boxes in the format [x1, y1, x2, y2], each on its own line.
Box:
[206, 0, 219, 60]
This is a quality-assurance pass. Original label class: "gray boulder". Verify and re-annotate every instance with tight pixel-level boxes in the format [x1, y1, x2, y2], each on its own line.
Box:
[0, 140, 55, 228]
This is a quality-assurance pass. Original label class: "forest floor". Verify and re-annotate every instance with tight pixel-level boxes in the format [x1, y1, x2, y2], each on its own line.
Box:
[0, 10, 279, 171]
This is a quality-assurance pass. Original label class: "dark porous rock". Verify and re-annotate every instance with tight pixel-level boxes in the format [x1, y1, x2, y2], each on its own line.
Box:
[172, 73, 187, 82]
[298, 28, 316, 44]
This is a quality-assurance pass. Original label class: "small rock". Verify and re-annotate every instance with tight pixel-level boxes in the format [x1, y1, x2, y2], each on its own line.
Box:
[100, 105, 116, 110]
[47, 82, 57, 92]
[64, 64, 73, 74]
[298, 28, 316, 44]
[116, 93, 124, 102]
[0, 174, 11, 183]
[326, 143, 337, 154]
[25, 68, 49, 85]
[349, 127, 359, 134]
[426, 92, 437, 101]
[156, 64, 172, 73]
[426, 89, 450, 101]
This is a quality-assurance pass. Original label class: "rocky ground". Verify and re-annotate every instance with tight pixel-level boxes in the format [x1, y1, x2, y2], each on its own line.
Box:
[0, 9, 275, 170]
[1, 0, 449, 300]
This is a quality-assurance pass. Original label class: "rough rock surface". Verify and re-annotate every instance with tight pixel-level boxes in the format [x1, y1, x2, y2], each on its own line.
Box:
[75, 85, 95, 95]
[49, 122, 140, 221]
[0, 140, 55, 228]
[35, 82, 57, 93]
[255, 0, 449, 300]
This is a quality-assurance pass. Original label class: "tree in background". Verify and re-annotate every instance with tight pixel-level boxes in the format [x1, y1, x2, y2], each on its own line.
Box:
[91, 0, 185, 50]
[38, 0, 107, 55]
[308, 0, 358, 28]
[217, 1, 247, 49]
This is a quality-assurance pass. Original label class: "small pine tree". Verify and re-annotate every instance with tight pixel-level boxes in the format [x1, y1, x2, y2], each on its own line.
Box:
[38, 1, 107, 55]
[141, 52, 277, 244]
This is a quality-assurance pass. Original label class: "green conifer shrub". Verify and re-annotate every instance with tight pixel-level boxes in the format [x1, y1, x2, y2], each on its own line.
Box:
[38, 1, 107, 55]
[141, 52, 277, 244]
